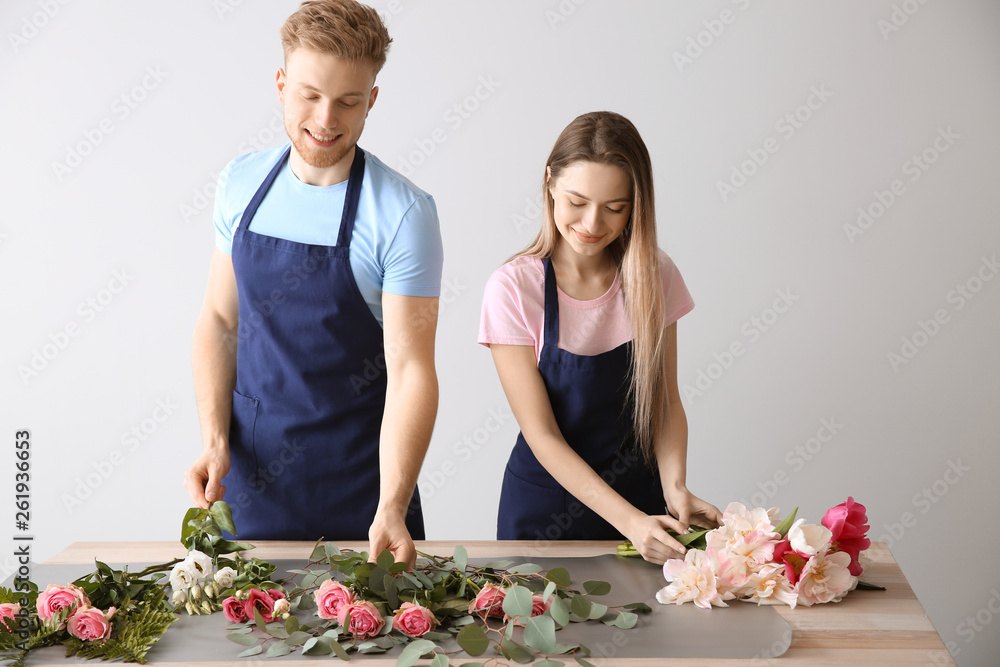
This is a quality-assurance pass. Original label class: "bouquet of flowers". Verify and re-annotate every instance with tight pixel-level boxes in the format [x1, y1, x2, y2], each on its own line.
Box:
[652, 497, 874, 609]
[1, 502, 650, 666]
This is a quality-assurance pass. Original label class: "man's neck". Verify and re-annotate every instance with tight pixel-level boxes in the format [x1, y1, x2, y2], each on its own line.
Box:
[288, 145, 355, 187]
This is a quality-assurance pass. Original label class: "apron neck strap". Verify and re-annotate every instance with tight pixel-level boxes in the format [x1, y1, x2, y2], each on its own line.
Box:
[542, 257, 560, 348]
[336, 146, 366, 248]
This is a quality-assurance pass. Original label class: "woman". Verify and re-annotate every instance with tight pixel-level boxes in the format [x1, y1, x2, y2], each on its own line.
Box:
[478, 111, 721, 564]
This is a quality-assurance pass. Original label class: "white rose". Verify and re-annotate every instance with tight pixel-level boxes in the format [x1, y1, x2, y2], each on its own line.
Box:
[186, 550, 214, 580]
[214, 566, 237, 589]
[169, 560, 198, 592]
[272, 598, 290, 616]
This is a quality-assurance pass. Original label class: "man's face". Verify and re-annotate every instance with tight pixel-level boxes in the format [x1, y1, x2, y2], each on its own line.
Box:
[277, 48, 378, 170]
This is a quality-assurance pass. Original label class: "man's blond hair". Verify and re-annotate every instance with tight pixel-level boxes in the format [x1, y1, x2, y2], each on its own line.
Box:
[280, 0, 391, 74]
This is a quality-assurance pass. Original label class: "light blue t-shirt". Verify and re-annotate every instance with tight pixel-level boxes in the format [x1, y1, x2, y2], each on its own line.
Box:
[214, 143, 443, 326]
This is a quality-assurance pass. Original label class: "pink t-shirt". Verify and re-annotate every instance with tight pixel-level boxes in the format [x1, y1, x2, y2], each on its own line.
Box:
[478, 250, 694, 362]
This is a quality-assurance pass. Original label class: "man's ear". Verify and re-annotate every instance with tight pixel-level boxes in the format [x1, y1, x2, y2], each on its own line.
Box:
[366, 85, 379, 117]
[276, 68, 287, 103]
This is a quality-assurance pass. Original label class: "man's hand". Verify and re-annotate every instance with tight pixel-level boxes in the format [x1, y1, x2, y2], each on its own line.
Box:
[184, 446, 230, 508]
[368, 508, 416, 568]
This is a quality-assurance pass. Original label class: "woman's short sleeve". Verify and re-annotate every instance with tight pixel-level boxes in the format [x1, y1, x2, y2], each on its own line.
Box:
[478, 259, 542, 349]
[660, 250, 695, 326]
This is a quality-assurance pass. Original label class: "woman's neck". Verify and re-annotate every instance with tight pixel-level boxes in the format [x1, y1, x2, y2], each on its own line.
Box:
[550, 242, 617, 300]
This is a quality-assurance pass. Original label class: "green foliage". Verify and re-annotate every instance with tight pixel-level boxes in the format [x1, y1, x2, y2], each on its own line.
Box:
[62, 588, 177, 664]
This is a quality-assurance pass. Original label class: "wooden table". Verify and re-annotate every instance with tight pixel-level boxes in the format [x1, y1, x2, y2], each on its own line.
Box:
[46, 540, 953, 666]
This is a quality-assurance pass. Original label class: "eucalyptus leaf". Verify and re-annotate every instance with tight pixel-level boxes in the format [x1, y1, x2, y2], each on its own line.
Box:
[286, 631, 312, 645]
[502, 585, 533, 618]
[237, 645, 262, 657]
[301, 637, 329, 655]
[376, 549, 396, 572]
[524, 615, 557, 654]
[612, 611, 638, 629]
[570, 595, 592, 618]
[429, 654, 449, 667]
[453, 544, 468, 572]
[456, 623, 489, 656]
[546, 567, 571, 587]
[507, 563, 542, 574]
[397, 639, 437, 666]
[587, 602, 608, 620]
[548, 595, 570, 626]
[623, 602, 652, 613]
[226, 632, 257, 647]
[329, 639, 351, 661]
[285, 615, 300, 634]
[499, 637, 534, 664]
[574, 658, 597, 667]
[582, 580, 610, 596]
[542, 581, 556, 603]
[266, 641, 292, 657]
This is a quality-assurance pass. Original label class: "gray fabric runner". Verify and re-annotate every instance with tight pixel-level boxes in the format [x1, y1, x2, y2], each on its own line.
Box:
[7, 555, 791, 663]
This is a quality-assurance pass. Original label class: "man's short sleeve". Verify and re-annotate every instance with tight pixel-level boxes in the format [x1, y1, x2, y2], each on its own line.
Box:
[213, 159, 238, 255]
[381, 195, 444, 297]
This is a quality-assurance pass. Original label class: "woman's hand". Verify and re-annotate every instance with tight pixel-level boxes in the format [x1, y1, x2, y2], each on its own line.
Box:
[623, 512, 690, 565]
[664, 486, 722, 532]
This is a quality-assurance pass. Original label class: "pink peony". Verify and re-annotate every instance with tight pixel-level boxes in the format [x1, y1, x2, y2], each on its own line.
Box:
[0, 603, 21, 631]
[468, 584, 506, 618]
[315, 580, 355, 621]
[795, 548, 858, 606]
[656, 548, 729, 609]
[822, 497, 871, 576]
[738, 564, 798, 608]
[243, 588, 278, 623]
[37, 584, 90, 627]
[336, 600, 384, 638]
[66, 605, 115, 641]
[222, 595, 248, 623]
[393, 602, 438, 638]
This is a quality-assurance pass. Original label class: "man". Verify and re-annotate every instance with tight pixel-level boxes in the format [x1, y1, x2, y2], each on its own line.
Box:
[184, 0, 441, 567]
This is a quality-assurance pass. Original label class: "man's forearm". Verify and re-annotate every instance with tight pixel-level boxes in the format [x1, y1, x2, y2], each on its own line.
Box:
[192, 312, 238, 452]
[377, 361, 438, 514]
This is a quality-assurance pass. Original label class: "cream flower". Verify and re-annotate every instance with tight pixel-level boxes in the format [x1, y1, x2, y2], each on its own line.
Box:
[213, 566, 236, 589]
[787, 519, 833, 557]
[795, 548, 857, 606]
[707, 503, 780, 553]
[169, 560, 199, 592]
[739, 563, 798, 608]
[186, 550, 214, 580]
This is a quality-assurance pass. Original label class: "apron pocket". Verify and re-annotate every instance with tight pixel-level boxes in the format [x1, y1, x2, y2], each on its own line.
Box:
[498, 465, 570, 540]
[230, 390, 261, 472]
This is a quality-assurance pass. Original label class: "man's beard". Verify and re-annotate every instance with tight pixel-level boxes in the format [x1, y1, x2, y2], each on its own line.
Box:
[288, 124, 354, 169]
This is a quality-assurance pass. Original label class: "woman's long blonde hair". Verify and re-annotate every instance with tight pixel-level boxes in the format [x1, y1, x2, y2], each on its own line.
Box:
[513, 111, 669, 467]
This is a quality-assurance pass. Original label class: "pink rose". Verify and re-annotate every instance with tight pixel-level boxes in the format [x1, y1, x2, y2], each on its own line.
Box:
[336, 600, 384, 638]
[0, 603, 21, 631]
[222, 595, 248, 623]
[243, 588, 278, 623]
[530, 595, 551, 617]
[393, 602, 438, 638]
[822, 497, 871, 576]
[507, 594, 554, 626]
[67, 605, 115, 641]
[315, 580, 355, 620]
[266, 588, 286, 601]
[37, 584, 90, 627]
[468, 584, 506, 618]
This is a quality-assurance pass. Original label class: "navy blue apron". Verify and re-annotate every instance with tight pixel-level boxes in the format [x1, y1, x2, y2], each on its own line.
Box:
[497, 257, 666, 540]
[224, 145, 424, 541]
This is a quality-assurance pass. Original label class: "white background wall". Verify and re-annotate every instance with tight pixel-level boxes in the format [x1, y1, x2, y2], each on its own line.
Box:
[2, 1, 998, 664]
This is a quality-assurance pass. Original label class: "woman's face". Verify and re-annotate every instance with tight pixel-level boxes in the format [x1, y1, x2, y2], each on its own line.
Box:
[548, 161, 633, 260]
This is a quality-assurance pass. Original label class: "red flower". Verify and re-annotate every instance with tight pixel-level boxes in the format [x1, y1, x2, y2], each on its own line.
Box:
[222, 595, 248, 623]
[243, 588, 278, 623]
[821, 497, 871, 576]
[772, 539, 809, 586]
